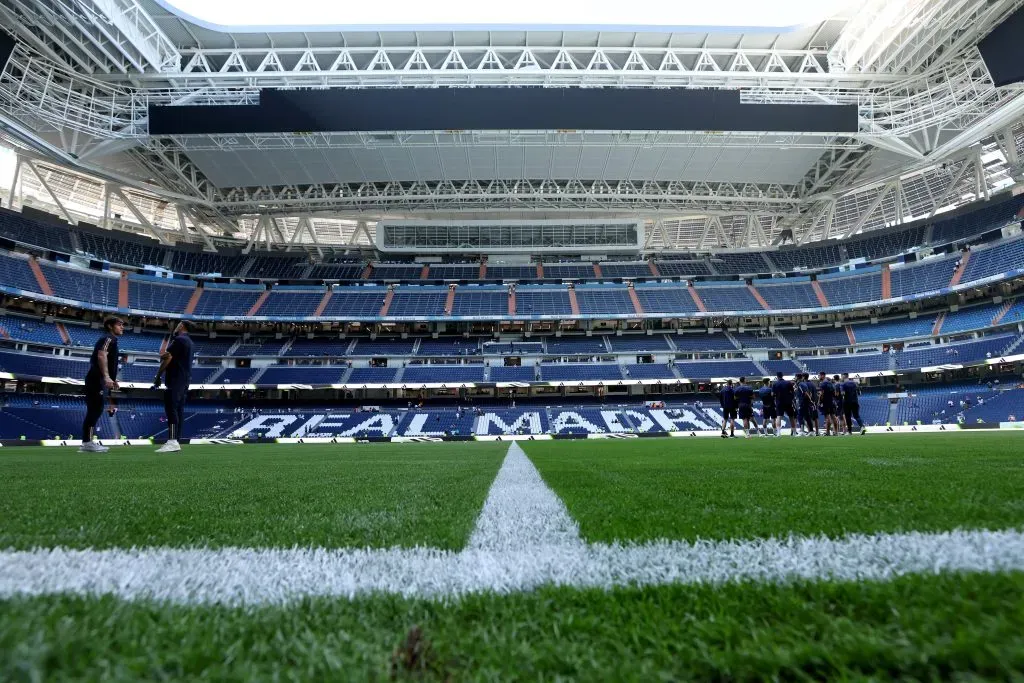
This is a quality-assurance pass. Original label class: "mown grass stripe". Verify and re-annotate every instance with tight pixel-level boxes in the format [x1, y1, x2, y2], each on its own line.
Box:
[2, 529, 1024, 605]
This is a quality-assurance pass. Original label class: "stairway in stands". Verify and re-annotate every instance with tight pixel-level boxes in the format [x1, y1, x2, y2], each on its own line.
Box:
[1002, 333, 1024, 356]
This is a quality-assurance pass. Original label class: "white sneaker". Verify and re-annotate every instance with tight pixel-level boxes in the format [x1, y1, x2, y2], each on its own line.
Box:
[78, 441, 108, 453]
[156, 440, 181, 453]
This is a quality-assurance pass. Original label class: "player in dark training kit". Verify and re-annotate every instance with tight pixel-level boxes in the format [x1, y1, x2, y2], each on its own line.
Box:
[832, 375, 846, 433]
[758, 378, 776, 436]
[80, 317, 125, 452]
[840, 372, 868, 434]
[153, 321, 195, 452]
[818, 371, 838, 436]
[733, 377, 760, 437]
[772, 372, 798, 437]
[717, 379, 737, 438]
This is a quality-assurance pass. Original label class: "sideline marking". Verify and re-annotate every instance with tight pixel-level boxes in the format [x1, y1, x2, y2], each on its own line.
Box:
[3, 445, 1024, 604]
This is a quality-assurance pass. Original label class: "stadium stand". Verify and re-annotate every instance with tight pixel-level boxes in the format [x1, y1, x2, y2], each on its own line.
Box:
[816, 269, 883, 306]
[755, 279, 821, 310]
[256, 288, 325, 317]
[39, 262, 120, 308]
[128, 276, 196, 314]
[450, 288, 508, 316]
[574, 285, 635, 315]
[192, 284, 264, 317]
[692, 283, 760, 311]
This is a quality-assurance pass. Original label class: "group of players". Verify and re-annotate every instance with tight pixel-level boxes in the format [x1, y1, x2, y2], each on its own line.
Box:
[719, 371, 868, 438]
[80, 317, 195, 453]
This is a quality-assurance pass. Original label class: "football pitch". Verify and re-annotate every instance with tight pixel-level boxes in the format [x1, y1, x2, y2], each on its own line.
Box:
[3, 434, 1024, 680]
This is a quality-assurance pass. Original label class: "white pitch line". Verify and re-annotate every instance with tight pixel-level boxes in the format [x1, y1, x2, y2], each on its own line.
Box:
[3, 444, 1024, 604]
[467, 442, 583, 551]
[2, 530, 1024, 605]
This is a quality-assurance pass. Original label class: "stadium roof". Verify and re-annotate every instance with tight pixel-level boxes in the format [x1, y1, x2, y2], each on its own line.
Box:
[156, 0, 852, 32]
[0, 0, 1022, 250]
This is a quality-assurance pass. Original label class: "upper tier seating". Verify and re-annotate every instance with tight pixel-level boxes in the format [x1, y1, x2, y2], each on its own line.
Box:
[762, 359, 802, 375]
[895, 334, 1016, 368]
[755, 280, 820, 310]
[730, 331, 783, 349]
[600, 262, 650, 278]
[674, 359, 760, 379]
[192, 285, 264, 317]
[387, 289, 447, 317]
[128, 277, 195, 314]
[671, 332, 736, 352]
[800, 353, 889, 375]
[844, 226, 927, 261]
[515, 288, 573, 316]
[622, 363, 676, 379]
[286, 337, 349, 357]
[633, 285, 699, 315]
[168, 250, 247, 276]
[256, 289, 324, 317]
[544, 263, 594, 279]
[489, 366, 536, 382]
[0, 350, 91, 378]
[347, 367, 398, 383]
[853, 316, 937, 343]
[769, 242, 843, 273]
[928, 193, 1024, 245]
[63, 324, 164, 353]
[709, 252, 770, 275]
[430, 265, 479, 280]
[782, 327, 850, 348]
[608, 334, 671, 352]
[76, 230, 165, 267]
[39, 263, 119, 308]
[321, 287, 388, 317]
[0, 208, 75, 253]
[654, 259, 712, 277]
[488, 266, 537, 280]
[308, 262, 363, 280]
[693, 284, 760, 312]
[540, 363, 624, 382]
[190, 337, 236, 357]
[889, 255, 958, 298]
[0, 315, 63, 345]
[575, 286, 635, 315]
[960, 236, 1024, 284]
[231, 339, 288, 357]
[246, 255, 309, 279]
[0, 252, 43, 294]
[373, 264, 422, 280]
[217, 367, 260, 384]
[259, 365, 347, 385]
[940, 302, 1002, 334]
[350, 338, 416, 356]
[403, 364, 485, 383]
[546, 336, 608, 355]
[417, 338, 481, 357]
[451, 289, 508, 316]
[817, 269, 883, 306]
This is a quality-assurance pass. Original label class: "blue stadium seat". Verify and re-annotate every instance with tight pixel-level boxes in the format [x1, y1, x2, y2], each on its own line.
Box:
[755, 280, 820, 310]
[633, 285, 699, 315]
[256, 289, 324, 317]
[816, 270, 882, 306]
[694, 284, 760, 312]
[39, 262, 119, 308]
[129, 277, 195, 314]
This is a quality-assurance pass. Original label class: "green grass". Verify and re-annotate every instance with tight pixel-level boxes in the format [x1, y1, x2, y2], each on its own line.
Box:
[4, 572, 1024, 681]
[525, 433, 1024, 543]
[0, 443, 505, 550]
